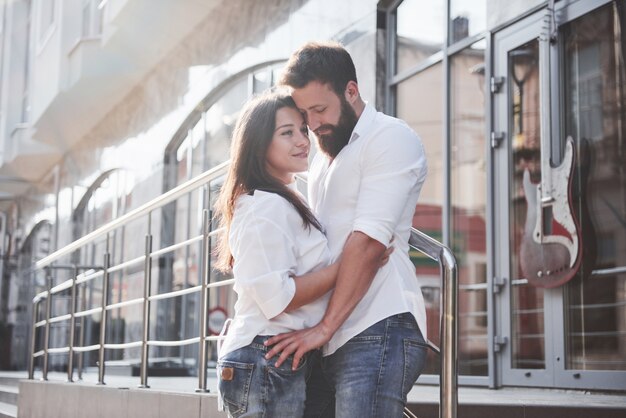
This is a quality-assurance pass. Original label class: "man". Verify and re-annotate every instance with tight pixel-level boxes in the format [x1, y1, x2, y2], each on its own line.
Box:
[265, 41, 429, 417]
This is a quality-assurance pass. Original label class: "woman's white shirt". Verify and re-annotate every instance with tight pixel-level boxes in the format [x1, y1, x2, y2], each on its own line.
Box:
[218, 189, 331, 359]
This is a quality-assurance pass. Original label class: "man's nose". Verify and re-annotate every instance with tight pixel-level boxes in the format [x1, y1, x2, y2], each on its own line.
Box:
[307, 113, 321, 132]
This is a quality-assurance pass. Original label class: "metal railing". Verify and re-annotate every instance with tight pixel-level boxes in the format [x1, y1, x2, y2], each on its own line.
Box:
[29, 160, 458, 418]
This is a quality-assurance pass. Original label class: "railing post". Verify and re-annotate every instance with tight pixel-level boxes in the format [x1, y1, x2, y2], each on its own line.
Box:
[77, 281, 86, 380]
[196, 209, 211, 392]
[42, 269, 52, 381]
[28, 299, 39, 380]
[439, 248, 458, 418]
[98, 238, 111, 385]
[67, 265, 78, 382]
[139, 213, 153, 388]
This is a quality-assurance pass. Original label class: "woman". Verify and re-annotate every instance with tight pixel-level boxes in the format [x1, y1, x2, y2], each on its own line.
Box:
[213, 91, 339, 418]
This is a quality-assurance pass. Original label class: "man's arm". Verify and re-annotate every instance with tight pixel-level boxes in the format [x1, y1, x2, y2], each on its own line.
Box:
[265, 230, 385, 369]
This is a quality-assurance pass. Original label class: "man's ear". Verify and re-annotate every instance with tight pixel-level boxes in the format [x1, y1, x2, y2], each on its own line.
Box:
[344, 80, 359, 104]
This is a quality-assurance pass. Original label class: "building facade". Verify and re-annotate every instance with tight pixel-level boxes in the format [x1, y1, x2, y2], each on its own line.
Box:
[0, 0, 624, 394]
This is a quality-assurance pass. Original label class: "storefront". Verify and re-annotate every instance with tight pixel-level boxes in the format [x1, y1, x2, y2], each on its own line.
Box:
[0, 0, 623, 397]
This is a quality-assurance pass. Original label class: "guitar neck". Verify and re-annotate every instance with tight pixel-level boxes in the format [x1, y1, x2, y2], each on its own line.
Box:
[539, 6, 555, 204]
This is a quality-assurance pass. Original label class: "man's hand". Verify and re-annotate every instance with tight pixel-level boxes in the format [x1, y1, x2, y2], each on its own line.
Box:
[264, 322, 333, 370]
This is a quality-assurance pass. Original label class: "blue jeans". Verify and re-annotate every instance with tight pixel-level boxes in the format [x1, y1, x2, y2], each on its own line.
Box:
[218, 335, 310, 418]
[305, 313, 428, 418]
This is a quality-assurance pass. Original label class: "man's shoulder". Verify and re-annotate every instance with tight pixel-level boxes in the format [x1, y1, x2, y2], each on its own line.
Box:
[372, 110, 418, 138]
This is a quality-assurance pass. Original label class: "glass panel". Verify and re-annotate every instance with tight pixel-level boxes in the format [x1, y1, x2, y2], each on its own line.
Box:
[39, 0, 55, 39]
[508, 39, 545, 369]
[396, 62, 444, 375]
[563, 3, 626, 371]
[450, 41, 487, 375]
[395, 0, 444, 74]
[81, 1, 90, 37]
[203, 76, 248, 170]
[450, 0, 486, 44]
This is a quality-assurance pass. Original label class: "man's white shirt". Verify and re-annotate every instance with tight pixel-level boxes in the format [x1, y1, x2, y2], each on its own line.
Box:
[308, 102, 428, 356]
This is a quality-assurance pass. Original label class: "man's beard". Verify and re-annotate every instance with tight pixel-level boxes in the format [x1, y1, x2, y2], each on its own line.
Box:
[314, 98, 358, 159]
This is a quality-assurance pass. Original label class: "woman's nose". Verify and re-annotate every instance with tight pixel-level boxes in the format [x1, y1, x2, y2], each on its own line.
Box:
[295, 130, 309, 147]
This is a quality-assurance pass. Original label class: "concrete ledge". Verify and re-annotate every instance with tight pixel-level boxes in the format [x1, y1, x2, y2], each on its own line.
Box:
[406, 385, 626, 418]
[18, 380, 227, 418]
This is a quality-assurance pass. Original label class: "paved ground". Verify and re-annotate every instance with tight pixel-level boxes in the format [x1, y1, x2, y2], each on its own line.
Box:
[3, 369, 625, 409]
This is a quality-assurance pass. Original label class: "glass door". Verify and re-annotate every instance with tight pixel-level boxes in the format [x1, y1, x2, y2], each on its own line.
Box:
[493, 13, 554, 387]
[493, 0, 626, 390]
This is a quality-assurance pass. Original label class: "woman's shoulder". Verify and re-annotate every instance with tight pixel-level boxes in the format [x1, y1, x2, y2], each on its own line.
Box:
[233, 190, 298, 225]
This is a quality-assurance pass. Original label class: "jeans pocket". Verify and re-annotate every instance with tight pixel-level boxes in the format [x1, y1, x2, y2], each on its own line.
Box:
[402, 338, 428, 398]
[217, 360, 255, 417]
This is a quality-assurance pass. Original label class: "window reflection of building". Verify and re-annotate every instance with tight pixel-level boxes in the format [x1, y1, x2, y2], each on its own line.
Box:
[394, 20, 489, 377]
[72, 169, 137, 366]
[157, 63, 282, 366]
[450, 42, 488, 376]
[507, 39, 545, 369]
[563, 3, 626, 372]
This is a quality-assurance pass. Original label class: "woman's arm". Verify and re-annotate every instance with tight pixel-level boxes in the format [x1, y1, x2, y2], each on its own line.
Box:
[284, 261, 339, 312]
[284, 242, 393, 312]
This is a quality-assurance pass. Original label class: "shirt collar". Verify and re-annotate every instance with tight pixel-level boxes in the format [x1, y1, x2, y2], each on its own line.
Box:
[349, 101, 376, 145]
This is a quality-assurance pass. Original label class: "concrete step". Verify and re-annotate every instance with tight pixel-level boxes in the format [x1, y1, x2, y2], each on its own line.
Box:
[0, 401, 17, 418]
[0, 373, 26, 387]
[405, 385, 626, 418]
[0, 386, 18, 405]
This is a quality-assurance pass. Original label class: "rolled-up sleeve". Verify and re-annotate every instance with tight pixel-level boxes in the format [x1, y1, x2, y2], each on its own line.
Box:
[232, 206, 298, 319]
[352, 125, 427, 246]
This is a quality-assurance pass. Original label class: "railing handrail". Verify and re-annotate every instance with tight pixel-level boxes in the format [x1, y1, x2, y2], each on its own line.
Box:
[409, 227, 458, 418]
[35, 160, 230, 269]
[29, 160, 457, 418]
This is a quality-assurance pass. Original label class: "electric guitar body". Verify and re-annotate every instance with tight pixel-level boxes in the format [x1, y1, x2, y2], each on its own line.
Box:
[520, 137, 583, 288]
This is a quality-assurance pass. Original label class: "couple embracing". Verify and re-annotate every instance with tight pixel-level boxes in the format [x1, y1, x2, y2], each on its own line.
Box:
[214, 41, 429, 418]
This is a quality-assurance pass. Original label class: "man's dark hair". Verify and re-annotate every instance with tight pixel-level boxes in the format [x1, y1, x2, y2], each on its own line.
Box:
[279, 41, 357, 96]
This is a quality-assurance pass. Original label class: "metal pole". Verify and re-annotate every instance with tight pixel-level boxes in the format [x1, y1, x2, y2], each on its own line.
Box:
[67, 265, 78, 382]
[77, 281, 86, 380]
[98, 237, 111, 385]
[42, 270, 52, 381]
[196, 209, 211, 392]
[28, 300, 39, 379]
[439, 247, 458, 418]
[139, 213, 153, 388]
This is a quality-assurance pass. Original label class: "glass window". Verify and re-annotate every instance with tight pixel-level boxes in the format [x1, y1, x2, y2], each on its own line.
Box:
[38, 0, 55, 41]
[450, 41, 487, 375]
[449, 0, 486, 44]
[396, 62, 444, 374]
[395, 0, 445, 74]
[22, 0, 32, 122]
[82, 0, 103, 38]
[563, 2, 626, 371]
[506, 39, 546, 369]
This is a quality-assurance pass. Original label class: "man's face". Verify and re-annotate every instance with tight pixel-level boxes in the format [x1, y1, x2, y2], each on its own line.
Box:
[292, 81, 358, 158]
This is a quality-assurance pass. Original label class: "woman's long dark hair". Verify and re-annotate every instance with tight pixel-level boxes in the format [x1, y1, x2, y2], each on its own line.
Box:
[214, 91, 323, 272]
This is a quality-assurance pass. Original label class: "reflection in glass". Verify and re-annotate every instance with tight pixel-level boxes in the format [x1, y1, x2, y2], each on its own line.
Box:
[396, 62, 443, 375]
[508, 40, 545, 369]
[563, 3, 626, 371]
[450, 42, 487, 375]
[395, 0, 444, 74]
[449, 0, 486, 44]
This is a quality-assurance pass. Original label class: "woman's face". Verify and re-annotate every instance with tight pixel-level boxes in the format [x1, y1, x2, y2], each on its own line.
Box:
[266, 106, 310, 184]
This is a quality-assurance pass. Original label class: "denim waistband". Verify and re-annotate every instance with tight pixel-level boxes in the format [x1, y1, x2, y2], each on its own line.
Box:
[248, 335, 273, 352]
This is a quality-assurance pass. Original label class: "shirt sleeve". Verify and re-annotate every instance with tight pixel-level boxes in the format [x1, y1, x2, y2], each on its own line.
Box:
[232, 198, 298, 320]
[352, 123, 427, 246]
